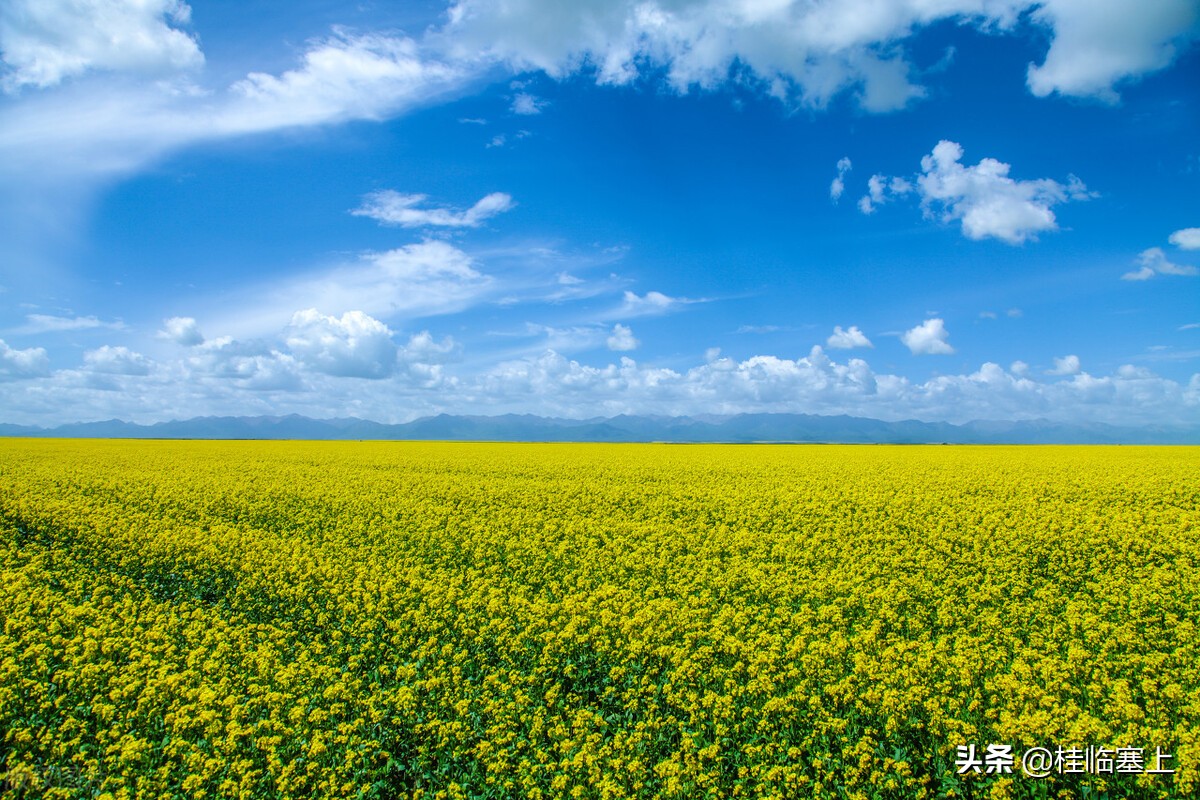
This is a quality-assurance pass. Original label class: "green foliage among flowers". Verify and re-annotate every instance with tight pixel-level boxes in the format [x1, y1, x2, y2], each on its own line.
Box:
[1, 440, 1197, 799]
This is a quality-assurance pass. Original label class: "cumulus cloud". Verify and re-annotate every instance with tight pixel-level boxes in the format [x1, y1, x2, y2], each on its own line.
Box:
[511, 92, 546, 115]
[400, 331, 459, 364]
[0, 338, 49, 380]
[607, 323, 639, 351]
[179, 314, 461, 394]
[284, 309, 398, 379]
[826, 325, 872, 349]
[3, 338, 1198, 427]
[440, 0, 1197, 111]
[3, 0, 1194, 232]
[1026, 0, 1199, 102]
[1046, 354, 1082, 376]
[158, 316, 203, 346]
[1168, 227, 1200, 250]
[857, 174, 913, 215]
[351, 190, 515, 228]
[4, 2, 1196, 193]
[901, 318, 955, 355]
[84, 345, 151, 376]
[889, 140, 1092, 243]
[482, 350, 1199, 426]
[440, 0, 932, 111]
[617, 290, 691, 317]
[830, 156, 852, 202]
[187, 336, 303, 392]
[0, 0, 203, 92]
[1122, 246, 1198, 280]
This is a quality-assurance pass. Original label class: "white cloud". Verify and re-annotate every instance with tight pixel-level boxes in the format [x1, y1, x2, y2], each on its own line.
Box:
[1122, 246, 1198, 280]
[607, 323, 639, 351]
[513, 323, 608, 353]
[1169, 227, 1200, 250]
[0, 0, 203, 91]
[400, 331, 459, 364]
[441, 1, 1198, 111]
[223, 31, 470, 134]
[84, 345, 151, 376]
[1121, 265, 1155, 281]
[0, 30, 478, 189]
[441, 0, 933, 111]
[284, 309, 398, 379]
[901, 318, 954, 355]
[826, 325, 872, 349]
[1026, 0, 1199, 102]
[1046, 354, 1082, 376]
[617, 290, 690, 317]
[3, 341, 1198, 427]
[1140, 247, 1198, 276]
[158, 316, 203, 346]
[1180, 323, 1200, 331]
[0, 338, 49, 380]
[511, 92, 546, 114]
[233, 240, 490, 336]
[352, 190, 515, 229]
[472, 348, 1198, 426]
[194, 343, 303, 392]
[17, 313, 122, 333]
[830, 156, 852, 201]
[4, 2, 1194, 193]
[735, 324, 786, 334]
[893, 140, 1092, 243]
[857, 173, 913, 215]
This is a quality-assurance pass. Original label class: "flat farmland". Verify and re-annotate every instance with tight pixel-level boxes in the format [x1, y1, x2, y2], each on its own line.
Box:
[1, 440, 1197, 799]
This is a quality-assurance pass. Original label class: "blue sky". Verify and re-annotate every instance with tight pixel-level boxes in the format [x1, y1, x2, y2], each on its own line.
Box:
[0, 0, 1197, 427]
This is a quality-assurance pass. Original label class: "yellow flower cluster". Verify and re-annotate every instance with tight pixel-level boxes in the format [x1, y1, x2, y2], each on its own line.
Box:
[1, 440, 1196, 799]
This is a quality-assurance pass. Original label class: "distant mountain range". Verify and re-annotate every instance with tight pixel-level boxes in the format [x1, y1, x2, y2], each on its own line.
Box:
[1, 413, 1197, 444]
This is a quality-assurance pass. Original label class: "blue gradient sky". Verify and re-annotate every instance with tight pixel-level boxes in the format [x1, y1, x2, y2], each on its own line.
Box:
[1, 1, 1197, 426]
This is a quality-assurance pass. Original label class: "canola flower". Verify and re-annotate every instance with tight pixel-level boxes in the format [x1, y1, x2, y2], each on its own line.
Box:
[0, 440, 1197, 799]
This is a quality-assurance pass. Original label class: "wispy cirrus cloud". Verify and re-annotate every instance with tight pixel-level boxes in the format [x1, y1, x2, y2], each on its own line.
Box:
[351, 190, 515, 228]
[15, 314, 124, 334]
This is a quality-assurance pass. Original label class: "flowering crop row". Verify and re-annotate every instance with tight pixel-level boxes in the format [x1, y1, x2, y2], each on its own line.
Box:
[1, 440, 1197, 799]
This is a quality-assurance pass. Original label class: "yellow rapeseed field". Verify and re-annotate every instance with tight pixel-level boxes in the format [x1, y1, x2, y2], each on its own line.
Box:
[1, 440, 1197, 799]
